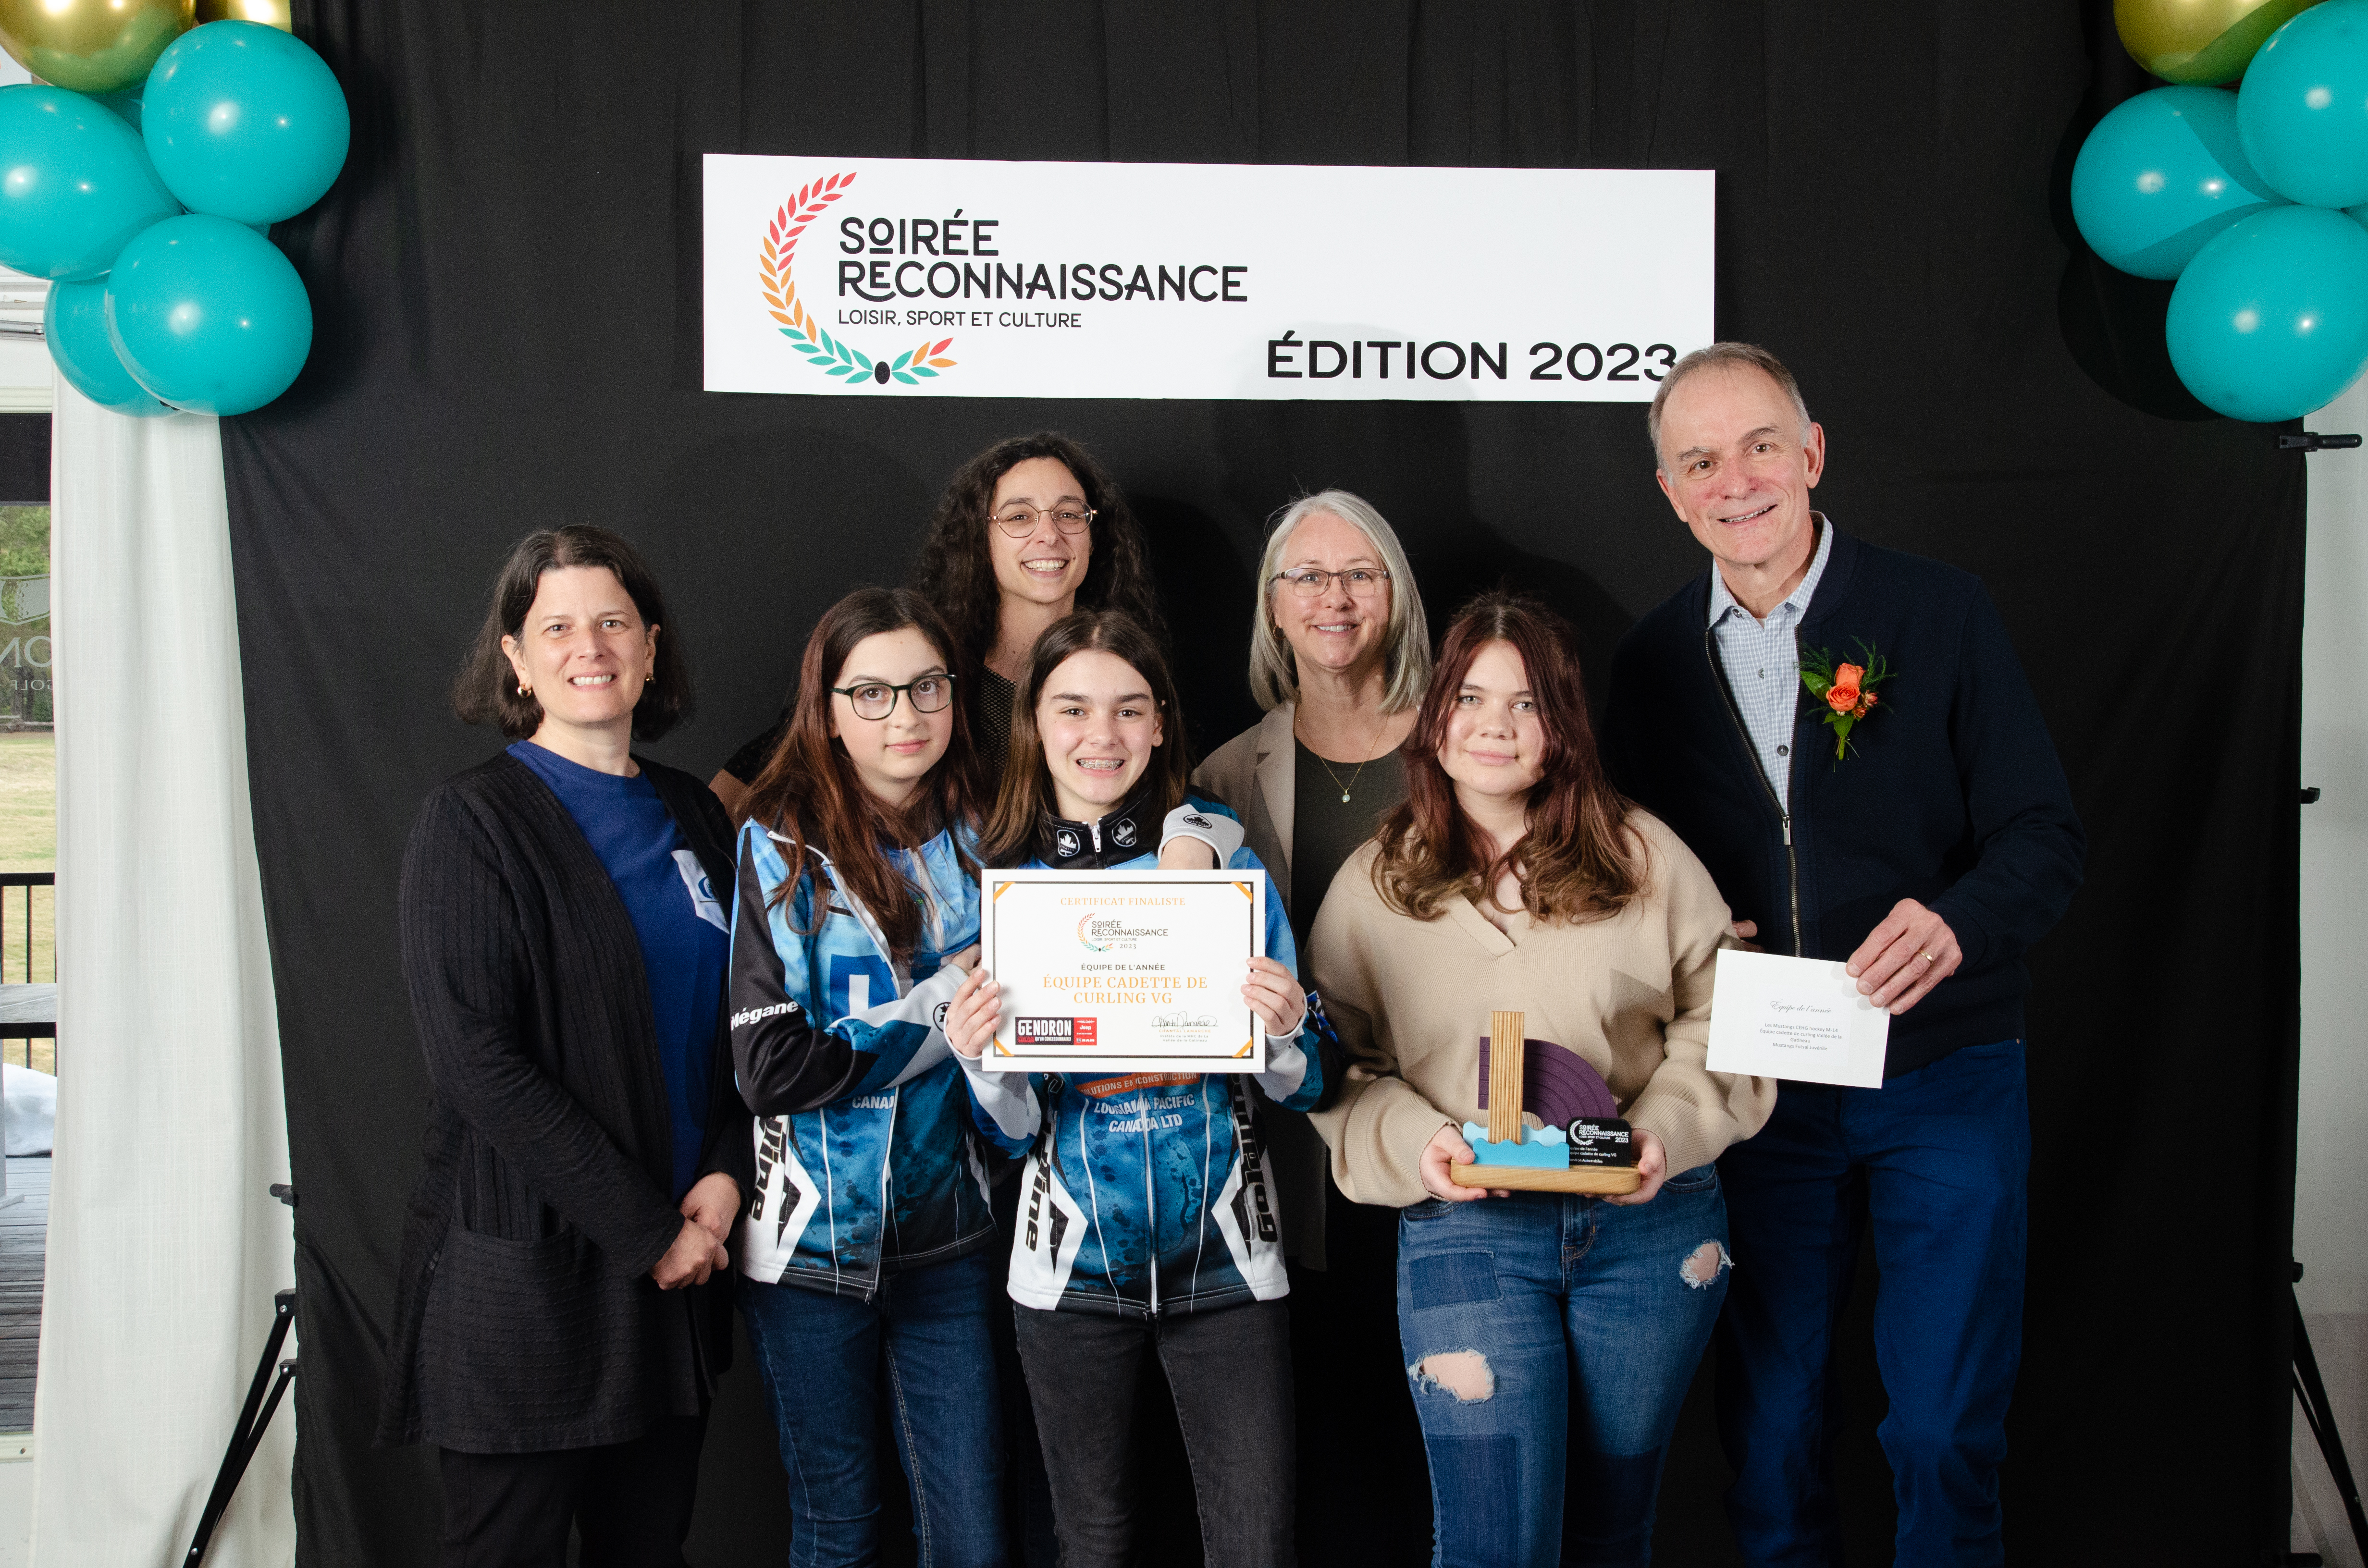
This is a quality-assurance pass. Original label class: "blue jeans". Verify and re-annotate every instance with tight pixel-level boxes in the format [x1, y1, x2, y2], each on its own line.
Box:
[1394, 1166, 1732, 1568]
[741, 1249, 1006, 1568]
[1715, 1038, 2030, 1568]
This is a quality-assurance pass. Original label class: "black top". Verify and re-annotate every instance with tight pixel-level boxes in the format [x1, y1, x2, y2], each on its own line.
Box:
[1289, 740, 1407, 954]
[378, 751, 754, 1454]
[722, 717, 785, 785]
[973, 666, 1017, 781]
[1601, 527, 2085, 1077]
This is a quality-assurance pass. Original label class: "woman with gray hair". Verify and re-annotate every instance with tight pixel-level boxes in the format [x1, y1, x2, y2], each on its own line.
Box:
[1193, 488, 1432, 1270]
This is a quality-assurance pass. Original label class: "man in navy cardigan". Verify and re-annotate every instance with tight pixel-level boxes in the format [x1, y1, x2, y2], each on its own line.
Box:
[1602, 343, 2084, 1566]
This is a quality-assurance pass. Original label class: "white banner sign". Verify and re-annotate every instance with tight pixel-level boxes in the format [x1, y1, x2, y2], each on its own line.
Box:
[703, 155, 1714, 402]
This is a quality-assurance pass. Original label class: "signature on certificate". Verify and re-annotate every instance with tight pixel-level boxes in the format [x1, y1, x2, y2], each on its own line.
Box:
[1151, 1012, 1219, 1029]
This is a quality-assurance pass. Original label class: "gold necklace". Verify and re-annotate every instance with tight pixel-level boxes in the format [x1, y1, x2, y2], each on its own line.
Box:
[1305, 712, 1392, 804]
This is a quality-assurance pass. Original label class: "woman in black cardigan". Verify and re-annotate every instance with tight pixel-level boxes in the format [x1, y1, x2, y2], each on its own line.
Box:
[379, 526, 753, 1566]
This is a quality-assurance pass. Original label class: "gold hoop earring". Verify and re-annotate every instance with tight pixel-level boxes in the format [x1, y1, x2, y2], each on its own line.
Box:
[518, 683, 532, 697]
[645, 671, 654, 683]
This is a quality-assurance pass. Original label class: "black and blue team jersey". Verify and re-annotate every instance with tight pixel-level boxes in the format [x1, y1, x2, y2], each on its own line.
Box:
[727, 820, 992, 1296]
[959, 797, 1328, 1320]
[727, 803, 1246, 1299]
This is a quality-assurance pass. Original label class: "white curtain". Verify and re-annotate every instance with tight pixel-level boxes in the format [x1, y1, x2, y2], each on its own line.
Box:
[2297, 378, 2368, 1568]
[32, 376, 295, 1567]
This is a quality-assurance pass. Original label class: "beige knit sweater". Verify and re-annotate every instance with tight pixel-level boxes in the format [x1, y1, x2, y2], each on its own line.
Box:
[1305, 811, 1777, 1207]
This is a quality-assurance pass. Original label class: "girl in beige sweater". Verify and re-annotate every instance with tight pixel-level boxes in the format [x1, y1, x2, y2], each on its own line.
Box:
[1306, 591, 1774, 1567]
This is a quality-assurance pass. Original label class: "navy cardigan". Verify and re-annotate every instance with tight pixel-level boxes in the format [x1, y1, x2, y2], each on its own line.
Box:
[379, 752, 752, 1453]
[1602, 527, 2085, 1077]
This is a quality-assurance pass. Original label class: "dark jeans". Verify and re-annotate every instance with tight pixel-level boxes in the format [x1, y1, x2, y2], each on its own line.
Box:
[1394, 1169, 1730, 1568]
[437, 1413, 705, 1568]
[1715, 1038, 2030, 1567]
[1012, 1298, 1297, 1568]
[742, 1248, 1006, 1568]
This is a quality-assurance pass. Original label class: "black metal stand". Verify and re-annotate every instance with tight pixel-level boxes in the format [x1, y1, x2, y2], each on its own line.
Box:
[183, 1286, 297, 1568]
[2290, 1264, 2368, 1566]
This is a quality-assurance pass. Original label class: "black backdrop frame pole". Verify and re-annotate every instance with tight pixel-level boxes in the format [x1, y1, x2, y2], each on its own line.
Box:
[2291, 1268, 2368, 1561]
[184, 1286, 298, 1568]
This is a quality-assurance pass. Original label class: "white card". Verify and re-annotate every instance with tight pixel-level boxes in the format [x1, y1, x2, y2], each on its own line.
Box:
[1705, 949, 1890, 1088]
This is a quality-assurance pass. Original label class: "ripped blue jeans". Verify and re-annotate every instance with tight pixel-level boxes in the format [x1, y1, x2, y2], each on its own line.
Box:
[1394, 1167, 1729, 1568]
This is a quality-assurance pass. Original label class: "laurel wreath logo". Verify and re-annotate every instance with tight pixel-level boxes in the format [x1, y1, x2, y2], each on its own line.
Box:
[757, 172, 958, 388]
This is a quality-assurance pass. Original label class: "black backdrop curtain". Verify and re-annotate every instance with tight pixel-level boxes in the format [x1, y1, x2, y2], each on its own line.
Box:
[226, 2, 2303, 1563]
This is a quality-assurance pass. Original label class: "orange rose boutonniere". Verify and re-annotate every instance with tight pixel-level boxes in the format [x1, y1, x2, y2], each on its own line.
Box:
[1800, 640, 1893, 760]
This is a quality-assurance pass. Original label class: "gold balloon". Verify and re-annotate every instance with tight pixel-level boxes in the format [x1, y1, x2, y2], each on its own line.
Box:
[2116, 0, 2327, 84]
[0, 0, 193, 95]
[193, 0, 288, 30]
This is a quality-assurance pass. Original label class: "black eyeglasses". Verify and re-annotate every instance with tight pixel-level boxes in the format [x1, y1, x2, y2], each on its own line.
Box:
[992, 505, 1097, 538]
[1273, 566, 1392, 598]
[831, 674, 956, 720]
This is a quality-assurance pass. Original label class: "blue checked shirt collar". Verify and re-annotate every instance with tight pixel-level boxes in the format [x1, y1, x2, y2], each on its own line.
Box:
[1704, 516, 1835, 805]
[1706, 514, 1833, 634]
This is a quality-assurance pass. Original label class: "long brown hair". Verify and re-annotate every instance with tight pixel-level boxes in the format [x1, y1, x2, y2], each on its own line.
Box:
[738, 588, 979, 958]
[978, 610, 1190, 867]
[453, 526, 693, 741]
[1370, 591, 1643, 924]
[910, 431, 1167, 665]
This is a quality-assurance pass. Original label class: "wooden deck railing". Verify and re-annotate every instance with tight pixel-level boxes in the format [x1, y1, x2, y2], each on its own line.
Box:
[0, 872, 54, 1073]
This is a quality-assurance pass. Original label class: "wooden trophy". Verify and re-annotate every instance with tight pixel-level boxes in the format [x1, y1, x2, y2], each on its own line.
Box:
[1448, 1011, 1642, 1195]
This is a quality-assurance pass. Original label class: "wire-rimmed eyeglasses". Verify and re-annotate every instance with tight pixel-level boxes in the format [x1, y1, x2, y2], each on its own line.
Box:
[830, 674, 957, 720]
[1272, 566, 1392, 598]
[992, 505, 1097, 538]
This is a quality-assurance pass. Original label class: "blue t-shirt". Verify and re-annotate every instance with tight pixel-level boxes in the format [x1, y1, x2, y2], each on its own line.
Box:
[510, 742, 730, 1200]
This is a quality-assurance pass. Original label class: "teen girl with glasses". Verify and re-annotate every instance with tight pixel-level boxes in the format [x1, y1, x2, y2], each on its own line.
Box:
[727, 588, 1231, 1568]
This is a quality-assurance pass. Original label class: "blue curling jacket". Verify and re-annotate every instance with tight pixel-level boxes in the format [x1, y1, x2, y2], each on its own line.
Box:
[959, 830, 1327, 1320]
[728, 821, 993, 1297]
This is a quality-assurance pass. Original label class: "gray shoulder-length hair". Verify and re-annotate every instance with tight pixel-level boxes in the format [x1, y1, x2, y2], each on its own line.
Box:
[1247, 489, 1432, 713]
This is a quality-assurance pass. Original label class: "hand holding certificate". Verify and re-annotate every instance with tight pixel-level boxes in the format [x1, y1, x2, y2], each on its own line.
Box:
[1705, 949, 1891, 1088]
[966, 870, 1277, 1073]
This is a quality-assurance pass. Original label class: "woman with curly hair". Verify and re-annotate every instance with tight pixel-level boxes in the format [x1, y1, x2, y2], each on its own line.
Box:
[910, 430, 1165, 773]
[711, 431, 1165, 808]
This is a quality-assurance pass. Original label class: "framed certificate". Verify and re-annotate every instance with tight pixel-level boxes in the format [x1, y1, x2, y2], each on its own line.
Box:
[980, 869, 1267, 1073]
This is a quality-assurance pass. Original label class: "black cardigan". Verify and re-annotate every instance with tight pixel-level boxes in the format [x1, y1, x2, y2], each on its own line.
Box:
[376, 750, 754, 1454]
[1602, 527, 2086, 1077]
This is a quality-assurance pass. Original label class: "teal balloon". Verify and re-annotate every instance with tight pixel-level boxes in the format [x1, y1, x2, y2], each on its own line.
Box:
[2073, 87, 2287, 279]
[143, 21, 348, 225]
[0, 85, 179, 280]
[105, 213, 310, 416]
[2167, 205, 2368, 420]
[42, 278, 171, 416]
[95, 88, 142, 133]
[2239, 0, 2368, 207]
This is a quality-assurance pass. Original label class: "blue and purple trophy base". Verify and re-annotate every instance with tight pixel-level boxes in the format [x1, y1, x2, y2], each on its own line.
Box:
[1448, 1023, 1642, 1195]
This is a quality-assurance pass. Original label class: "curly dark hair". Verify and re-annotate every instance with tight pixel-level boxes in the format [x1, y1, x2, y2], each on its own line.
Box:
[452, 525, 693, 742]
[909, 431, 1167, 667]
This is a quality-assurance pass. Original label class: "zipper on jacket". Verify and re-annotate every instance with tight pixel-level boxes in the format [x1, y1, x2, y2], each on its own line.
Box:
[1704, 626, 1805, 957]
[1143, 1119, 1159, 1314]
[1088, 817, 1103, 852]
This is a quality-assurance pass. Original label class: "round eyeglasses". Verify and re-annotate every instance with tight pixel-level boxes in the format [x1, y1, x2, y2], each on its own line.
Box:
[992, 505, 1097, 538]
[1273, 566, 1392, 598]
[831, 674, 957, 720]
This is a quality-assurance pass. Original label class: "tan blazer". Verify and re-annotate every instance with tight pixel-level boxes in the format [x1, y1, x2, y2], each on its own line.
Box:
[1193, 702, 1340, 1265]
[1192, 702, 1296, 899]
